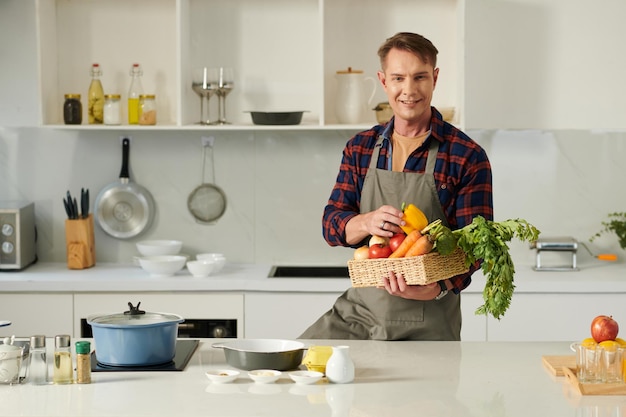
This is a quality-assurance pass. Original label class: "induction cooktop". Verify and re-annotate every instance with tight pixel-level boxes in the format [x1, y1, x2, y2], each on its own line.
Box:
[91, 339, 199, 372]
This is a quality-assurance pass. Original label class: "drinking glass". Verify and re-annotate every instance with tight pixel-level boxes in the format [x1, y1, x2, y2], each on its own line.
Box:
[191, 67, 218, 125]
[212, 67, 235, 124]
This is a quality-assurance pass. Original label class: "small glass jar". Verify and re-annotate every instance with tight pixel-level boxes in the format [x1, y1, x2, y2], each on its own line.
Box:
[53, 335, 73, 384]
[138, 94, 156, 125]
[103, 94, 121, 125]
[63, 94, 82, 125]
[27, 335, 48, 385]
[75, 341, 91, 384]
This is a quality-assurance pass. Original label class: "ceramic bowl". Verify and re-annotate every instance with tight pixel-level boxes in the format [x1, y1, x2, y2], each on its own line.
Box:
[138, 255, 187, 277]
[205, 369, 240, 384]
[0, 344, 24, 384]
[196, 253, 226, 273]
[186, 259, 217, 278]
[136, 240, 183, 256]
[248, 369, 281, 384]
[289, 370, 324, 385]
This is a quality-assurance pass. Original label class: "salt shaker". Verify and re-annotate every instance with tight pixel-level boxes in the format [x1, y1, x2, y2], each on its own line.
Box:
[27, 335, 48, 385]
[53, 334, 73, 384]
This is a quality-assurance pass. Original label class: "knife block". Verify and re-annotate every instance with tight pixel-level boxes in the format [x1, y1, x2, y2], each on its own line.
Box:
[65, 214, 95, 269]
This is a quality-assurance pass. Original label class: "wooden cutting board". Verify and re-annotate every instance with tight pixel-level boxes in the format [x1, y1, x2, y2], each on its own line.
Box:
[542, 355, 576, 376]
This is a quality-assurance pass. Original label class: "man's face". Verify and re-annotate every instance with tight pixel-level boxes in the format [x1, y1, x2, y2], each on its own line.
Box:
[377, 48, 439, 124]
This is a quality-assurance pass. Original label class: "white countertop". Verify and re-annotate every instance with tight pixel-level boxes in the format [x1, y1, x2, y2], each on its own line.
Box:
[0, 339, 615, 417]
[1, 255, 626, 294]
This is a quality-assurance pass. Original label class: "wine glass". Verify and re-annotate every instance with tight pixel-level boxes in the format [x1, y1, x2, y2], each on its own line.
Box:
[213, 67, 235, 125]
[191, 67, 218, 125]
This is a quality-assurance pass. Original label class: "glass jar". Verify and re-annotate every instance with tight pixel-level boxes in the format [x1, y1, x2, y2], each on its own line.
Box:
[103, 94, 121, 125]
[27, 335, 48, 385]
[53, 335, 73, 384]
[63, 94, 82, 125]
[138, 94, 156, 125]
[75, 341, 91, 384]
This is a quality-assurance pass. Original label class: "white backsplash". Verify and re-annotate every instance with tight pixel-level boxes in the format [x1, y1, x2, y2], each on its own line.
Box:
[1, 127, 625, 266]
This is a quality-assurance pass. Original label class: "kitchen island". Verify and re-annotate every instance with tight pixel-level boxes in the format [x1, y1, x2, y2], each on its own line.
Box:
[0, 339, 619, 417]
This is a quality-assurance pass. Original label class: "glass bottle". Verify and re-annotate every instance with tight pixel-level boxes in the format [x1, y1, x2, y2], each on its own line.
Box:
[88, 63, 104, 124]
[27, 335, 48, 385]
[63, 93, 82, 125]
[53, 335, 73, 384]
[325, 345, 355, 384]
[128, 63, 144, 125]
[138, 94, 156, 125]
[75, 341, 91, 384]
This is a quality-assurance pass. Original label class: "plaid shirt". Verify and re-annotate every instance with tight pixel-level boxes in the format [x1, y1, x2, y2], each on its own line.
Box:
[322, 107, 493, 292]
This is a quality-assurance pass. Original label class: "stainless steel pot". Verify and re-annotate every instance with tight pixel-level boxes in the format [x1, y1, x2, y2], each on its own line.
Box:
[212, 339, 306, 371]
[95, 138, 155, 239]
[87, 302, 184, 367]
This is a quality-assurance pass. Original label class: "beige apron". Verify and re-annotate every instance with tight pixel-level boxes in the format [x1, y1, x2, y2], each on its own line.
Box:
[300, 135, 461, 340]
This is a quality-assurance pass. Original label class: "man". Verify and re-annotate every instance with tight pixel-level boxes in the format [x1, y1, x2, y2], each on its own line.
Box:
[300, 32, 493, 340]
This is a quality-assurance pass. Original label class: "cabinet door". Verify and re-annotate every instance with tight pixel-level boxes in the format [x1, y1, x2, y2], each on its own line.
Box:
[0, 294, 73, 337]
[244, 292, 340, 339]
[74, 292, 244, 337]
[460, 293, 487, 341]
[487, 293, 626, 341]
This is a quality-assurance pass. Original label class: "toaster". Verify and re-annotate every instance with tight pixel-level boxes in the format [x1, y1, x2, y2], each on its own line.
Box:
[0, 201, 37, 270]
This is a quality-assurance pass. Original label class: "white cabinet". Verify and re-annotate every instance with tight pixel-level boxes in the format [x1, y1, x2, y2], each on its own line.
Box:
[244, 292, 340, 339]
[486, 293, 626, 342]
[73, 292, 244, 338]
[33, 0, 461, 129]
[460, 293, 487, 341]
[0, 294, 73, 338]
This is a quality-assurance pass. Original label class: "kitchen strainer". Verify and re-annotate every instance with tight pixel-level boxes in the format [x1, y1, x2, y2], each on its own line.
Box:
[187, 137, 227, 224]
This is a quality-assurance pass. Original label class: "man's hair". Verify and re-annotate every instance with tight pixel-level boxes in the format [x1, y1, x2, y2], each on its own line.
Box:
[377, 32, 439, 70]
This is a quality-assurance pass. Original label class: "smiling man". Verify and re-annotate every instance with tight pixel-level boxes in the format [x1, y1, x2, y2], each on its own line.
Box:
[300, 32, 494, 341]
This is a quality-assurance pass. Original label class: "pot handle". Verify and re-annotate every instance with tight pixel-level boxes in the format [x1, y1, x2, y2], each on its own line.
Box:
[211, 342, 225, 349]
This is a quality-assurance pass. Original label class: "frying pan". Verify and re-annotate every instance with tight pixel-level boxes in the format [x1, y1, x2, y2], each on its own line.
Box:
[187, 137, 227, 224]
[95, 138, 155, 239]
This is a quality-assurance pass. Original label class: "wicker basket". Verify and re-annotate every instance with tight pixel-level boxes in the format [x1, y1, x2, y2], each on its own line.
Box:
[347, 248, 469, 287]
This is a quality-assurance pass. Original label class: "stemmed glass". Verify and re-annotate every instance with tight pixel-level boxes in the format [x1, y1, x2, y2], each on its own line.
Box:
[213, 67, 235, 124]
[191, 67, 218, 125]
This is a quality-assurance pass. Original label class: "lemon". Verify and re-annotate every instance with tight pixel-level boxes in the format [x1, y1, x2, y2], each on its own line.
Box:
[581, 338, 598, 348]
[600, 340, 620, 351]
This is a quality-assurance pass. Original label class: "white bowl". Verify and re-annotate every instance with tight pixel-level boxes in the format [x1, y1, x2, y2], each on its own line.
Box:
[136, 240, 183, 256]
[138, 255, 187, 277]
[248, 369, 281, 384]
[289, 370, 324, 385]
[196, 253, 226, 273]
[205, 369, 240, 384]
[187, 259, 217, 278]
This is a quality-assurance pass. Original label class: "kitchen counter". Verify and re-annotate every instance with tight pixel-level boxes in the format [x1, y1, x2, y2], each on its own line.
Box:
[0, 339, 618, 417]
[1, 256, 625, 294]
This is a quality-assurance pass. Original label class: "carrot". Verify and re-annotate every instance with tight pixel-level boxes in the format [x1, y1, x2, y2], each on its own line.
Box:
[405, 235, 434, 257]
[389, 230, 421, 258]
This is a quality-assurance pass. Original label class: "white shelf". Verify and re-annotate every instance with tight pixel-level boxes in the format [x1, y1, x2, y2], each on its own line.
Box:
[33, 0, 462, 130]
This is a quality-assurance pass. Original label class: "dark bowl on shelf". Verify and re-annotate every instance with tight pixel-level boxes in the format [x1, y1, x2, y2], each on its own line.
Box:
[248, 111, 306, 126]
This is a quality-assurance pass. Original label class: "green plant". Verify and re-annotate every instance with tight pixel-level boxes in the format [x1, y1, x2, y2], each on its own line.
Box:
[591, 212, 626, 250]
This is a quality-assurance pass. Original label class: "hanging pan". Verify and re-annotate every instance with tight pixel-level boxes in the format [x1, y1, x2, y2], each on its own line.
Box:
[95, 137, 155, 239]
[187, 136, 227, 224]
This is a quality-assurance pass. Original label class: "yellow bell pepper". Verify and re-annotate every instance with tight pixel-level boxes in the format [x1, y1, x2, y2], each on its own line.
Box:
[400, 203, 428, 235]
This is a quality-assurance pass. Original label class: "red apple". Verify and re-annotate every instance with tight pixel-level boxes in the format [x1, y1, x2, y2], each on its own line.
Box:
[591, 315, 619, 343]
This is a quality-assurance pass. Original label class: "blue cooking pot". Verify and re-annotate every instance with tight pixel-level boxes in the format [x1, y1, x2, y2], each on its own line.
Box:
[87, 303, 184, 366]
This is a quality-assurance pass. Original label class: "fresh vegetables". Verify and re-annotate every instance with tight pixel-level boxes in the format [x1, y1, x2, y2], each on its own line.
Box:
[353, 246, 370, 260]
[389, 230, 421, 258]
[422, 216, 540, 320]
[369, 244, 392, 259]
[400, 203, 428, 235]
[369, 235, 390, 247]
[405, 234, 434, 257]
[591, 212, 626, 250]
[389, 234, 406, 252]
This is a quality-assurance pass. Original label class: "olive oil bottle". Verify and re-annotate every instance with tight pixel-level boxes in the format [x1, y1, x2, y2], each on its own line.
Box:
[53, 335, 73, 384]
[128, 63, 144, 124]
[88, 63, 104, 124]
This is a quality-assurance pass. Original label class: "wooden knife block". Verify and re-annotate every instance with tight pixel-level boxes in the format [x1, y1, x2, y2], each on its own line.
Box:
[65, 214, 95, 269]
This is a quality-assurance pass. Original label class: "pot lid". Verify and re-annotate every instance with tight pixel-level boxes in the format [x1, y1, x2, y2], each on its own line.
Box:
[87, 302, 184, 327]
[336, 67, 363, 74]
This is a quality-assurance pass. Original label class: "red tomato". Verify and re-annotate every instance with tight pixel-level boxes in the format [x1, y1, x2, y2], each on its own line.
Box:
[369, 244, 392, 259]
[389, 234, 406, 252]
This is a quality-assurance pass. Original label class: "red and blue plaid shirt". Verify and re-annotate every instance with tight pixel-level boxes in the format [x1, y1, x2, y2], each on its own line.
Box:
[322, 107, 493, 292]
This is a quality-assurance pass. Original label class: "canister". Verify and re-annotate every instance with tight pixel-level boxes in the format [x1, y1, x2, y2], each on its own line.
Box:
[138, 94, 156, 125]
[63, 94, 82, 125]
[103, 94, 121, 125]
